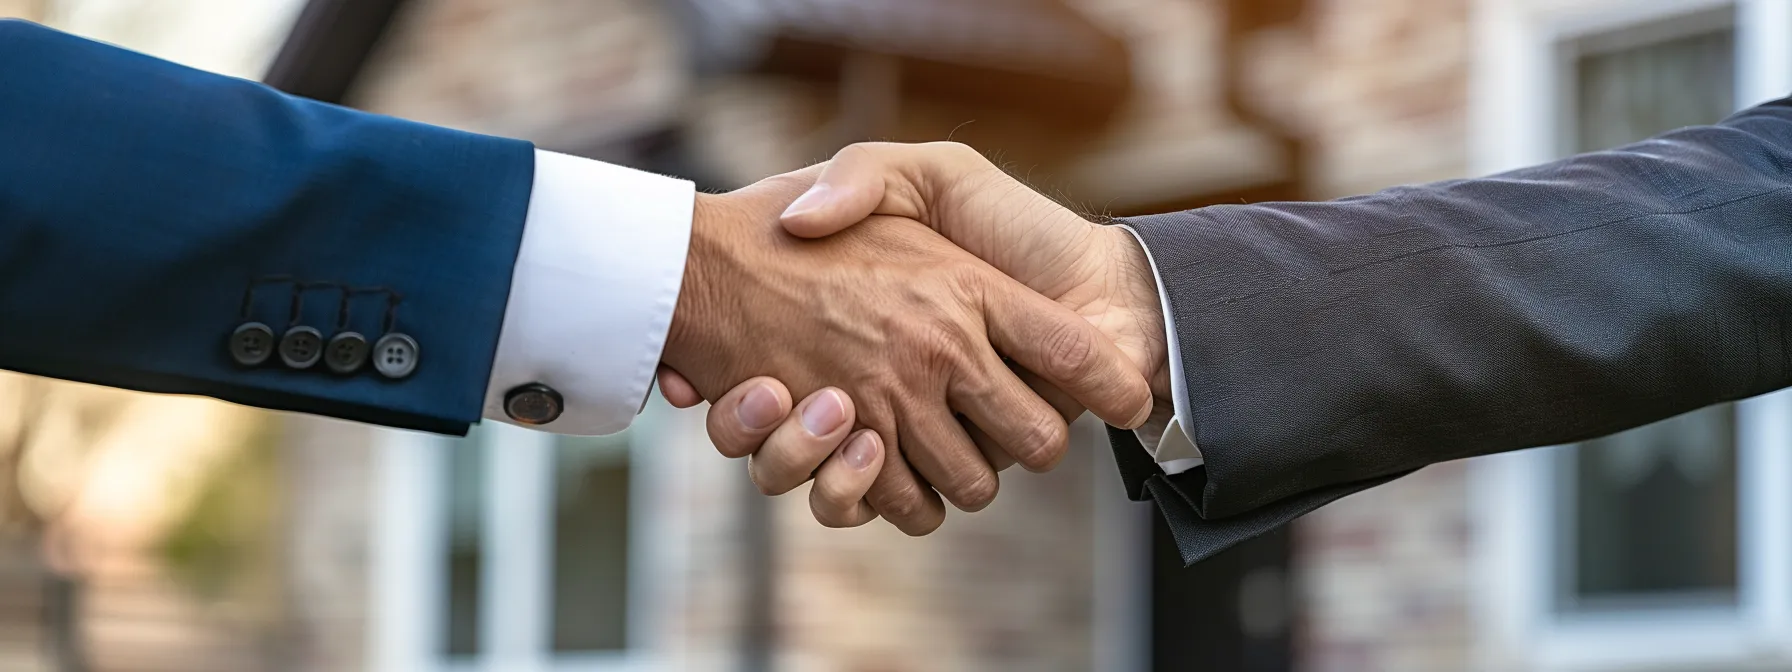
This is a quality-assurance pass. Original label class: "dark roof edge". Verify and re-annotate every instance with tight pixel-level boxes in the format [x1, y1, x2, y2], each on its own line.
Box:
[262, 0, 410, 103]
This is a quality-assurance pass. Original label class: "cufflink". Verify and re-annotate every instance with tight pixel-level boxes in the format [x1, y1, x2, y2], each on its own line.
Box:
[229, 322, 275, 367]
[504, 383, 564, 425]
[279, 326, 324, 369]
[326, 332, 370, 374]
[372, 333, 419, 379]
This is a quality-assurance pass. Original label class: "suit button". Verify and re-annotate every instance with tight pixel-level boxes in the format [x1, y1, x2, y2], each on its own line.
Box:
[373, 333, 419, 379]
[279, 326, 324, 369]
[229, 322, 275, 367]
[326, 332, 369, 374]
[504, 383, 564, 425]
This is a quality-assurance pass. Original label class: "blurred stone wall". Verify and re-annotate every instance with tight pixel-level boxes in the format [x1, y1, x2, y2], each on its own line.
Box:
[1301, 0, 1472, 198]
[349, 0, 687, 154]
[771, 425, 1104, 672]
[279, 417, 376, 672]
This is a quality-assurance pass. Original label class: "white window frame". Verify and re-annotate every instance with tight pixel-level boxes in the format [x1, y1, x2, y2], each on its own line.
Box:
[1090, 417, 1154, 672]
[1468, 1, 1792, 669]
[365, 405, 691, 672]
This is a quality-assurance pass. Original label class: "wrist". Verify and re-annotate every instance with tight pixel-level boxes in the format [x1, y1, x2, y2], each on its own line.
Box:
[1105, 225, 1173, 401]
[662, 176, 822, 400]
[665, 193, 730, 379]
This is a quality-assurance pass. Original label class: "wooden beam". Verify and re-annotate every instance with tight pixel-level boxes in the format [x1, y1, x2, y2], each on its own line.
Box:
[838, 51, 902, 144]
[262, 0, 411, 102]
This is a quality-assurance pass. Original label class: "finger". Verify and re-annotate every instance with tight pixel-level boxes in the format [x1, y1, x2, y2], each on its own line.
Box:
[809, 429, 885, 528]
[986, 282, 1155, 429]
[1015, 366, 1090, 422]
[965, 368, 1093, 470]
[900, 403, 1000, 512]
[965, 422, 1017, 472]
[949, 352, 1069, 473]
[779, 141, 993, 238]
[861, 425, 948, 536]
[748, 388, 856, 495]
[964, 363, 1084, 472]
[657, 365, 705, 408]
[705, 377, 794, 459]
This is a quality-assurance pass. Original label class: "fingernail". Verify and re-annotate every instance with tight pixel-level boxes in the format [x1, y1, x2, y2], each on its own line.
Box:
[736, 385, 782, 430]
[800, 389, 847, 436]
[844, 432, 878, 470]
[780, 184, 831, 220]
[1127, 398, 1154, 430]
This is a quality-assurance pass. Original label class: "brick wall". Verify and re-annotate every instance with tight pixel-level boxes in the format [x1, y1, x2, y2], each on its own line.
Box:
[1303, 0, 1471, 198]
[350, 0, 685, 154]
[279, 417, 376, 672]
[771, 424, 1105, 672]
[1295, 463, 1474, 672]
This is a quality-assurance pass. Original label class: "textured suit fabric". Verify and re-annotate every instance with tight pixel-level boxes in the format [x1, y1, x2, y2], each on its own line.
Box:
[1114, 95, 1792, 565]
[0, 21, 535, 434]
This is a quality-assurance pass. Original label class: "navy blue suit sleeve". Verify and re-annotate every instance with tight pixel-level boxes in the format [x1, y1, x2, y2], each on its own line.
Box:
[1119, 95, 1792, 564]
[0, 20, 535, 434]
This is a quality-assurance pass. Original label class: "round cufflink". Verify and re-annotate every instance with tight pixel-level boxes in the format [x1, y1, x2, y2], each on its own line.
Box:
[325, 331, 370, 375]
[504, 383, 564, 425]
[229, 322, 276, 367]
[373, 333, 419, 379]
[279, 326, 324, 369]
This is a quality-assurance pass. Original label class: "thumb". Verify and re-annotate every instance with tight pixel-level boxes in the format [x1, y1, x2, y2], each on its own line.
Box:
[778, 155, 894, 238]
[779, 141, 994, 238]
[778, 143, 1091, 279]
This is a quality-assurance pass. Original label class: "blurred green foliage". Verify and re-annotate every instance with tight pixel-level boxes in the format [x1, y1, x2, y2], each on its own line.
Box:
[157, 415, 283, 601]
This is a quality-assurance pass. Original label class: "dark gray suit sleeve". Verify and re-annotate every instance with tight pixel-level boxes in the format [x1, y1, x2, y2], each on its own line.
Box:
[1117, 95, 1792, 565]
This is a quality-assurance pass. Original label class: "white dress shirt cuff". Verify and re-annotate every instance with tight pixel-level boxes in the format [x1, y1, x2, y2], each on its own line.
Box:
[483, 150, 695, 435]
[1116, 224, 1202, 475]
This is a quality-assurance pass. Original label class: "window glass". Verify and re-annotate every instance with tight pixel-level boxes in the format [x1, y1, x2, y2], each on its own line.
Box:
[549, 432, 633, 651]
[443, 429, 486, 656]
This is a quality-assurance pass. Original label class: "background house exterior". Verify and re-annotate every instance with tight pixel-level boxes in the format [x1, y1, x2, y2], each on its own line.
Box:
[2, 1, 1791, 671]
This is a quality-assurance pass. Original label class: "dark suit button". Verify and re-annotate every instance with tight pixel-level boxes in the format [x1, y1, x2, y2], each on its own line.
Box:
[280, 326, 324, 369]
[326, 332, 369, 374]
[504, 383, 564, 425]
[229, 322, 275, 367]
[373, 333, 419, 379]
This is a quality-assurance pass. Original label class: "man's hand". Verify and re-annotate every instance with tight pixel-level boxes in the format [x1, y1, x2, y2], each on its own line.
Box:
[658, 165, 1155, 534]
[782, 142, 1170, 399]
[663, 142, 1171, 530]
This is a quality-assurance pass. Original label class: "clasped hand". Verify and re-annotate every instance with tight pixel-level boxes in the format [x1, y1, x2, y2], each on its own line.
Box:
[657, 143, 1170, 534]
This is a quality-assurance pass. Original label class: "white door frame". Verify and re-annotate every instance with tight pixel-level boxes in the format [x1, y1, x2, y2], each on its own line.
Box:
[1467, 1, 1792, 669]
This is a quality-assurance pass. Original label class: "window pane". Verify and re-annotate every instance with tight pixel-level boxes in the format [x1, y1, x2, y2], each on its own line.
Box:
[1556, 24, 1738, 611]
[1562, 406, 1739, 606]
[1572, 28, 1734, 153]
[550, 433, 632, 652]
[443, 430, 486, 656]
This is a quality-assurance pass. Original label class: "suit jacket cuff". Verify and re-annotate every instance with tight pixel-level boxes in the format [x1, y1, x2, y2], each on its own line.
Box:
[1107, 425, 1411, 565]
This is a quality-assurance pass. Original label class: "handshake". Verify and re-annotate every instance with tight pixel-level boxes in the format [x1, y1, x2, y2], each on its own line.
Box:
[653, 142, 1173, 536]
